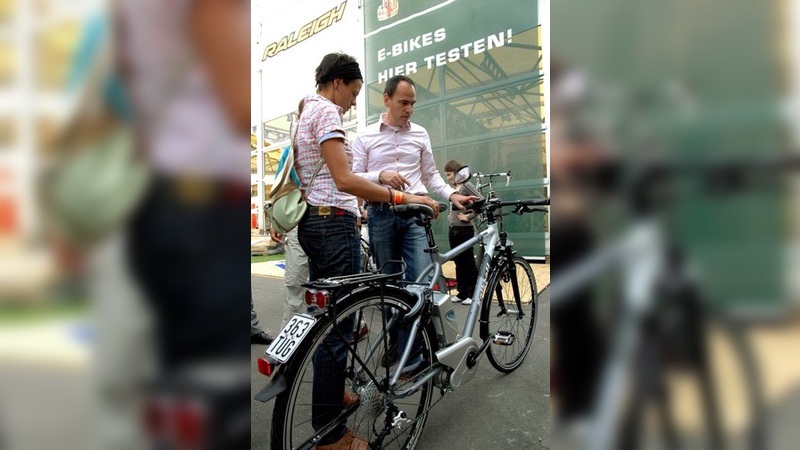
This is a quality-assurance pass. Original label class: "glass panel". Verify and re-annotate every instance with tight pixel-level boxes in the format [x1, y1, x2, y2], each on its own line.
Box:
[443, 26, 541, 95]
[444, 79, 542, 141]
[431, 134, 546, 256]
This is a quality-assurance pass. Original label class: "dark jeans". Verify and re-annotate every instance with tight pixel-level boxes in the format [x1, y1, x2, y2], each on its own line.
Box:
[448, 226, 479, 299]
[128, 176, 250, 370]
[551, 219, 606, 419]
[366, 203, 426, 366]
[298, 209, 359, 445]
[128, 175, 251, 450]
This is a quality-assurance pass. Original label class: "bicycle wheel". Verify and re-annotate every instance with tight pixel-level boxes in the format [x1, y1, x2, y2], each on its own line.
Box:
[360, 238, 377, 273]
[480, 255, 538, 373]
[618, 307, 766, 450]
[271, 287, 437, 450]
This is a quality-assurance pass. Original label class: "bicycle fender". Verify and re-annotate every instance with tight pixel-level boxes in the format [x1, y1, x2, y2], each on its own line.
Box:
[254, 372, 287, 403]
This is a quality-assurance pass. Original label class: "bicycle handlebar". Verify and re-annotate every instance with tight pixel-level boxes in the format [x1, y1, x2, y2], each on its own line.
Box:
[393, 198, 548, 220]
[472, 171, 512, 188]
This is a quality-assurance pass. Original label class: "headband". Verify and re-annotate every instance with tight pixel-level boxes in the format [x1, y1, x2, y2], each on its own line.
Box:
[318, 61, 363, 85]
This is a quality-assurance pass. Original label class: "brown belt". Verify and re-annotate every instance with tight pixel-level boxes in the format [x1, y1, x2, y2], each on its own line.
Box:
[308, 206, 350, 217]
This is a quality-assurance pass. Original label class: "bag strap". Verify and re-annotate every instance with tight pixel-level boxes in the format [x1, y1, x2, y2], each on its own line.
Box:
[290, 102, 326, 201]
[302, 159, 325, 201]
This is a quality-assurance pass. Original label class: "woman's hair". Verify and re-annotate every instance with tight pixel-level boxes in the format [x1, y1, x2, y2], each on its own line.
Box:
[315, 53, 363, 88]
[444, 159, 464, 173]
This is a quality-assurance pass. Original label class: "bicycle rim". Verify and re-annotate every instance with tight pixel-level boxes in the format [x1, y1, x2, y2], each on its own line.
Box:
[271, 288, 436, 450]
[481, 256, 538, 373]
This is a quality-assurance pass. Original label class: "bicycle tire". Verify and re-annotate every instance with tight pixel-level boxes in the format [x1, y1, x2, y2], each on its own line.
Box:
[618, 307, 766, 450]
[480, 255, 538, 373]
[271, 286, 437, 449]
[360, 238, 377, 273]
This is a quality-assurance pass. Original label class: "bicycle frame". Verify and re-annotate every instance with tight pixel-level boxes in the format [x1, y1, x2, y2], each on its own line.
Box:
[551, 219, 666, 450]
[381, 219, 503, 391]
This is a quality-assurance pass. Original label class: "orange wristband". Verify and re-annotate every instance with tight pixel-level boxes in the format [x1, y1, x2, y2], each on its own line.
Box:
[393, 190, 404, 204]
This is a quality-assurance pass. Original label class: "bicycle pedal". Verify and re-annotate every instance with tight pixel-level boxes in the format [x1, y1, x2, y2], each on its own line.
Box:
[493, 332, 515, 346]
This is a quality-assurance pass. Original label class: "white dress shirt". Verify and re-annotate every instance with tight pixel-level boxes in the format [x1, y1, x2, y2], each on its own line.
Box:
[352, 114, 455, 200]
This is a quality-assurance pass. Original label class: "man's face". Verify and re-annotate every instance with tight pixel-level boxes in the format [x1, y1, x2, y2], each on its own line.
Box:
[383, 81, 416, 126]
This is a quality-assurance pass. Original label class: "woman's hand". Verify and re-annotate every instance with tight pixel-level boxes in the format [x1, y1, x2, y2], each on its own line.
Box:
[403, 193, 440, 219]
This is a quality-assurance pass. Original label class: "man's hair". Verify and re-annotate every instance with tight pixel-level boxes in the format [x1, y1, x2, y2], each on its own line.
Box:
[384, 75, 415, 97]
[315, 53, 363, 88]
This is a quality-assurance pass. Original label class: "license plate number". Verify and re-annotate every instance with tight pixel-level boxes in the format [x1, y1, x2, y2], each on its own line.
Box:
[265, 314, 316, 363]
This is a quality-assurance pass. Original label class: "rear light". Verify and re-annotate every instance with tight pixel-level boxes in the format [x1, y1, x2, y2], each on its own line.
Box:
[174, 400, 207, 450]
[304, 289, 330, 309]
[257, 357, 273, 377]
[144, 396, 208, 450]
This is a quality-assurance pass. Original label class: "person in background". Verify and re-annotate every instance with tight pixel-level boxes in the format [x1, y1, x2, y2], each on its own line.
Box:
[119, 0, 252, 448]
[294, 52, 438, 450]
[251, 296, 273, 344]
[443, 159, 482, 305]
[269, 98, 311, 328]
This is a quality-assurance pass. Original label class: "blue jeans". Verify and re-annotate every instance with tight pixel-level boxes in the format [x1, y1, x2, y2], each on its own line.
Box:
[367, 203, 429, 366]
[298, 210, 359, 444]
[367, 203, 430, 281]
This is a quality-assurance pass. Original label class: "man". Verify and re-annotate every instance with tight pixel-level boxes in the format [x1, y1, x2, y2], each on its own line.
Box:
[353, 75, 477, 370]
[352, 75, 476, 282]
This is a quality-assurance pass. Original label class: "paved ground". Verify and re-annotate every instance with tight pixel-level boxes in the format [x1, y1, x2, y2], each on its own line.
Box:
[250, 274, 552, 450]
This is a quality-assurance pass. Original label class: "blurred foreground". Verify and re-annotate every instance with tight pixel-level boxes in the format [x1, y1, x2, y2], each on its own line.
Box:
[550, 0, 800, 449]
[0, 1, 250, 449]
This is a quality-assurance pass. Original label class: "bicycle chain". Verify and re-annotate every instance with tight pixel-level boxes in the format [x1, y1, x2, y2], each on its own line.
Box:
[376, 366, 452, 449]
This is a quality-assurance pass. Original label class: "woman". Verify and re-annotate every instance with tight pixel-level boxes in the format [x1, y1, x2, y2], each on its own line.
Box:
[444, 160, 482, 304]
[294, 52, 438, 450]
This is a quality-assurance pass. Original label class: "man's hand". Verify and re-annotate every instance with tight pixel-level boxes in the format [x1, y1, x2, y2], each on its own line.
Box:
[458, 213, 470, 222]
[449, 193, 479, 210]
[379, 171, 409, 191]
[269, 227, 284, 244]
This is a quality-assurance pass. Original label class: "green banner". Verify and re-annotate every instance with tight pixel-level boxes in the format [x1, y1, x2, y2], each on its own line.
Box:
[364, 0, 536, 85]
[364, 0, 546, 257]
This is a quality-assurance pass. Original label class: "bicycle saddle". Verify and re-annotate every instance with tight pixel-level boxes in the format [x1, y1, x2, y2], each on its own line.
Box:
[392, 202, 449, 219]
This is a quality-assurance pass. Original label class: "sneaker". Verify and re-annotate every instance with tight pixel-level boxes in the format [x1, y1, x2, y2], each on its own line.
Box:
[461, 298, 473, 305]
[451, 296, 464, 303]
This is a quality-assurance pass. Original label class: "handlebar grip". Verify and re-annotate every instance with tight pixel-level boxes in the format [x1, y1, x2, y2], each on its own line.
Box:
[520, 198, 549, 206]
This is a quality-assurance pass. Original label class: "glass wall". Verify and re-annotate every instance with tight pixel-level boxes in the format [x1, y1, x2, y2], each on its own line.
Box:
[363, 0, 545, 256]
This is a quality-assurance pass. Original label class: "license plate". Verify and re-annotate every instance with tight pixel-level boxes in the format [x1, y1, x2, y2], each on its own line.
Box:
[265, 314, 316, 363]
